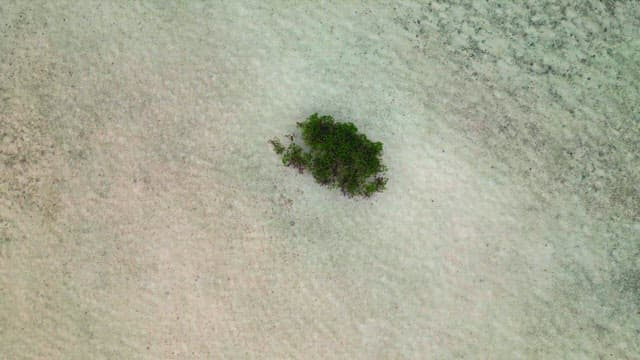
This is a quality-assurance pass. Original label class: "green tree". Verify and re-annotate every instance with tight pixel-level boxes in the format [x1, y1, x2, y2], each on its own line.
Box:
[270, 113, 388, 198]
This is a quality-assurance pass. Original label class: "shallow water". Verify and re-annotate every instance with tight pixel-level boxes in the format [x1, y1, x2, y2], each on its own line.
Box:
[1, 1, 638, 358]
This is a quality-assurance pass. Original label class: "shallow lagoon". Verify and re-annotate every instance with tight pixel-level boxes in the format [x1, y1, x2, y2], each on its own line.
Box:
[1, 1, 638, 358]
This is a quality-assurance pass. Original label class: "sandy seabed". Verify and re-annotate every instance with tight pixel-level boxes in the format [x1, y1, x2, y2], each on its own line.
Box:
[1, 1, 639, 359]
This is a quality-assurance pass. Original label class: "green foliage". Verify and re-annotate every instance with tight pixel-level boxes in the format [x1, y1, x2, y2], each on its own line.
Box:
[281, 142, 312, 173]
[268, 137, 286, 154]
[270, 113, 388, 198]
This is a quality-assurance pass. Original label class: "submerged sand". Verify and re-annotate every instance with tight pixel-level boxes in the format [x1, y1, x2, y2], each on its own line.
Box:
[1, 1, 639, 358]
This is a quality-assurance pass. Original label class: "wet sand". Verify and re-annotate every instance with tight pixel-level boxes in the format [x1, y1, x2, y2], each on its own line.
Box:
[1, 1, 639, 358]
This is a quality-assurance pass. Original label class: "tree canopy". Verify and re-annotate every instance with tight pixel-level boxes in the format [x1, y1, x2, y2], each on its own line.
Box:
[270, 113, 388, 198]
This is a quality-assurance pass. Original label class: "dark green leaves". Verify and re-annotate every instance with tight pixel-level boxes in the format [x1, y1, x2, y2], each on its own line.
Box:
[270, 113, 388, 198]
[268, 137, 286, 154]
[281, 143, 311, 173]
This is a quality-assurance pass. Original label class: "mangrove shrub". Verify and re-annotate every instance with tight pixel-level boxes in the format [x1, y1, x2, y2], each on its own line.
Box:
[269, 113, 388, 198]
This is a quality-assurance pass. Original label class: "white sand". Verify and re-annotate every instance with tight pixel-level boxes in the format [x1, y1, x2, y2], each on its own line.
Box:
[1, 1, 639, 358]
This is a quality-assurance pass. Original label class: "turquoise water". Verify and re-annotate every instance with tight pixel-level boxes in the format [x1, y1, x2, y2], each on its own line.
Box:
[1, 1, 638, 358]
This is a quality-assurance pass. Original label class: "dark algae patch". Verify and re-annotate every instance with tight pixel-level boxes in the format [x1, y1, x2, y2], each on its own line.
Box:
[270, 113, 388, 198]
